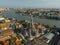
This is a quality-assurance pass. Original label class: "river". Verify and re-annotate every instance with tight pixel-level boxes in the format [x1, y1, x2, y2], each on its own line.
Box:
[1, 10, 60, 27]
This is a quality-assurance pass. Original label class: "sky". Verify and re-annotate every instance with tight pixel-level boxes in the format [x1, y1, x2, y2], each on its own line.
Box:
[0, 0, 60, 8]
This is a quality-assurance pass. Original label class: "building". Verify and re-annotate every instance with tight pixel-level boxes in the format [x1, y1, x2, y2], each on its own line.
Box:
[0, 29, 22, 45]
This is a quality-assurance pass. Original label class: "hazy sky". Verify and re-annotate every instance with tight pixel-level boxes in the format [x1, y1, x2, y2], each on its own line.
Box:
[0, 0, 60, 8]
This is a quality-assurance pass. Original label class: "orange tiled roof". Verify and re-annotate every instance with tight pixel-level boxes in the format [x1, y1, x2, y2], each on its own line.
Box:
[1, 29, 13, 33]
[0, 23, 10, 27]
[0, 36, 11, 41]
[0, 29, 16, 41]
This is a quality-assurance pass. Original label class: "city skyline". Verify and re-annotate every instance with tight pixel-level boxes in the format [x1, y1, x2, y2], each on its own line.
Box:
[0, 0, 60, 8]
